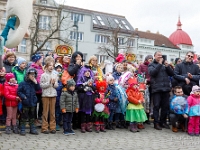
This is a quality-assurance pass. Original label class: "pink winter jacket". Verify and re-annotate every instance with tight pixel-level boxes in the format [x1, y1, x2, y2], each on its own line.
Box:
[30, 63, 44, 93]
[187, 94, 200, 116]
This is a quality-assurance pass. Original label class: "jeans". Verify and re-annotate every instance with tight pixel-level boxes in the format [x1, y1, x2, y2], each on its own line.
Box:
[108, 110, 115, 122]
[152, 92, 169, 124]
[63, 112, 73, 131]
[169, 113, 185, 127]
[55, 105, 62, 125]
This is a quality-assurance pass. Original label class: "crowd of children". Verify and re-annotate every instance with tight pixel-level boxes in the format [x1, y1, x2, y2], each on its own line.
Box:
[0, 49, 200, 137]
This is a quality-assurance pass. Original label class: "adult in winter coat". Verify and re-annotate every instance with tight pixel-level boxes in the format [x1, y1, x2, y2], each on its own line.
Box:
[3, 52, 17, 73]
[148, 51, 174, 130]
[67, 51, 83, 82]
[174, 51, 200, 96]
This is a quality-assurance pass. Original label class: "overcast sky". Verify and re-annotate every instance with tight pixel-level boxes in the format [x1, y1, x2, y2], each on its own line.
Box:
[55, 0, 200, 53]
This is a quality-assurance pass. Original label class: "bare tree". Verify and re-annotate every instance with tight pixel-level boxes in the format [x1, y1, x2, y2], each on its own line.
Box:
[98, 25, 134, 59]
[28, 2, 71, 59]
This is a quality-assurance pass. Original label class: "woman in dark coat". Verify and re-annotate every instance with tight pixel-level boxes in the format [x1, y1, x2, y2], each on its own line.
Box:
[3, 52, 17, 73]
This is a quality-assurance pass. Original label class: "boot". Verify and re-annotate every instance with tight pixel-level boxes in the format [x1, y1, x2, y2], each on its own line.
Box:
[100, 124, 106, 132]
[135, 123, 140, 132]
[137, 123, 145, 129]
[13, 125, 19, 134]
[154, 123, 162, 130]
[86, 122, 92, 132]
[106, 122, 112, 130]
[81, 123, 86, 133]
[121, 121, 128, 129]
[5, 126, 11, 134]
[130, 123, 137, 132]
[180, 123, 186, 132]
[95, 124, 100, 133]
[172, 126, 178, 132]
[116, 121, 122, 129]
[20, 125, 26, 136]
[30, 125, 38, 135]
[111, 122, 115, 130]
[144, 113, 151, 125]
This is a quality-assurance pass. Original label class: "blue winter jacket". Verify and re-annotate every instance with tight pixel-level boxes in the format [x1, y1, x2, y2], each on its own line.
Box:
[112, 72, 122, 80]
[56, 80, 63, 106]
[106, 84, 118, 110]
[17, 80, 41, 107]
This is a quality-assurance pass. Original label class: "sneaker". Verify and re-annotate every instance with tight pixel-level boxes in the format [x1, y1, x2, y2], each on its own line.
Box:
[56, 125, 60, 131]
[63, 131, 70, 136]
[68, 130, 75, 135]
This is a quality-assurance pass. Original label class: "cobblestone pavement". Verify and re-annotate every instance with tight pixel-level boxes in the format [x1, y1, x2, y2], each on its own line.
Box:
[0, 124, 200, 150]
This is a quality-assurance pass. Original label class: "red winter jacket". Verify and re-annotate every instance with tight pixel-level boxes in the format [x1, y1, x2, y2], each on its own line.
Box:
[4, 82, 18, 107]
[0, 83, 4, 115]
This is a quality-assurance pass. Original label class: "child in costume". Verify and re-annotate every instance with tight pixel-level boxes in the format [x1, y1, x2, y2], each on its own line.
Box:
[60, 79, 79, 135]
[126, 77, 147, 132]
[93, 80, 109, 133]
[169, 86, 188, 132]
[17, 68, 41, 135]
[113, 63, 123, 81]
[77, 65, 95, 133]
[40, 56, 58, 134]
[187, 85, 200, 136]
[106, 75, 118, 130]
[55, 63, 63, 131]
[4, 73, 19, 134]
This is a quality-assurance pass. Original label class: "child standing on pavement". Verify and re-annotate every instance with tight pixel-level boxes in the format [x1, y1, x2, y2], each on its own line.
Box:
[4, 73, 19, 134]
[187, 85, 200, 136]
[125, 77, 147, 132]
[17, 68, 41, 135]
[60, 79, 79, 135]
[40, 56, 58, 134]
[55, 63, 63, 131]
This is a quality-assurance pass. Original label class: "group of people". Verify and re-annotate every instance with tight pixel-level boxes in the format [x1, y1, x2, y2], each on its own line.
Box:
[0, 49, 200, 136]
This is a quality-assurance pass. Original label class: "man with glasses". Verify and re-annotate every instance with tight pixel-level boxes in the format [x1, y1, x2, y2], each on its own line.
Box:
[148, 51, 174, 130]
[174, 51, 200, 96]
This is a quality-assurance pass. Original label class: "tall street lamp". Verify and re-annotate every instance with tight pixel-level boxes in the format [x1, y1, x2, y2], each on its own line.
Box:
[72, 15, 79, 52]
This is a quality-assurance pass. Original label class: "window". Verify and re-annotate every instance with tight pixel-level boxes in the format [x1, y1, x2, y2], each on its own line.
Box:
[114, 19, 123, 29]
[1, 11, 6, 25]
[83, 53, 87, 61]
[121, 20, 126, 25]
[95, 35, 109, 43]
[93, 18, 97, 24]
[19, 39, 26, 53]
[127, 39, 135, 47]
[71, 13, 84, 22]
[39, 16, 51, 30]
[40, 0, 47, 4]
[114, 19, 119, 24]
[118, 37, 124, 45]
[70, 31, 84, 41]
[125, 25, 130, 30]
[96, 16, 105, 26]
[95, 54, 109, 64]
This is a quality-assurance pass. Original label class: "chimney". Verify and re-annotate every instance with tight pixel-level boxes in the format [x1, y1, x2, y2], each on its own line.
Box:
[135, 28, 138, 31]
[157, 31, 159, 34]
[146, 30, 150, 33]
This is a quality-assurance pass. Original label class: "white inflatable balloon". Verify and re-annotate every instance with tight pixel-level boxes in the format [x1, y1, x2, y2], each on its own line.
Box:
[5, 0, 33, 48]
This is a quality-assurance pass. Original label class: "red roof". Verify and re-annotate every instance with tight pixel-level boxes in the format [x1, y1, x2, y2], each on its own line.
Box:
[169, 17, 192, 46]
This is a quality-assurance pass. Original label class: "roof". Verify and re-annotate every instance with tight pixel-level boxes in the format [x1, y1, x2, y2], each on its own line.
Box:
[169, 17, 192, 46]
[62, 5, 134, 33]
[135, 30, 180, 49]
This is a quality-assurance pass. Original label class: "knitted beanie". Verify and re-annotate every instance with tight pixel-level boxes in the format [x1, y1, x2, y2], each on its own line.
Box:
[191, 85, 200, 94]
[31, 54, 42, 63]
[106, 75, 114, 82]
[17, 57, 26, 66]
[5, 73, 15, 82]
[67, 79, 76, 88]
